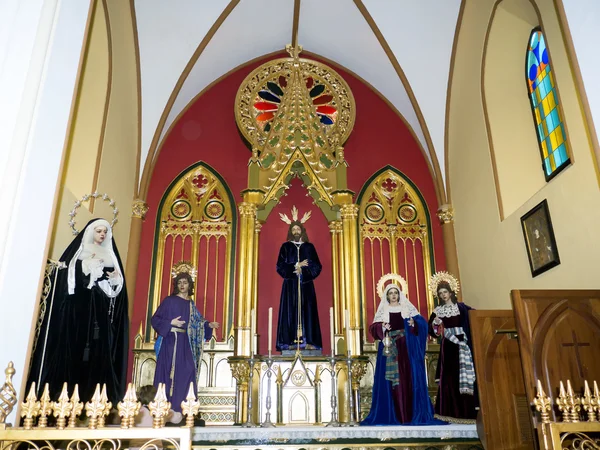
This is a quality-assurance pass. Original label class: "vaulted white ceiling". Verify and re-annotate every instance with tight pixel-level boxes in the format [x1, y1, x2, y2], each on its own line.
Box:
[134, 0, 462, 194]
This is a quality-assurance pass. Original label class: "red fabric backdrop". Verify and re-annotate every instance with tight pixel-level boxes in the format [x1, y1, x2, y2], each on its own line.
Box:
[131, 53, 446, 372]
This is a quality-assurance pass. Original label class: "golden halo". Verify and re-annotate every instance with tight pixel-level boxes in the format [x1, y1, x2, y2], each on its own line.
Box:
[428, 271, 460, 297]
[171, 261, 198, 281]
[376, 273, 408, 299]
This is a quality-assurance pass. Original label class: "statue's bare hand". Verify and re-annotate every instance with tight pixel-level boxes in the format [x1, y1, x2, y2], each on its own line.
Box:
[171, 316, 186, 327]
[298, 259, 309, 268]
[209, 322, 220, 329]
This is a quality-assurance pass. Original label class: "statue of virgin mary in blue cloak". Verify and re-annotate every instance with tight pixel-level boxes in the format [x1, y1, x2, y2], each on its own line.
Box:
[362, 279, 443, 426]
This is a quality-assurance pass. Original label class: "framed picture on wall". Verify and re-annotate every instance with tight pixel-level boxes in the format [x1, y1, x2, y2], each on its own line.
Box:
[520, 199, 560, 277]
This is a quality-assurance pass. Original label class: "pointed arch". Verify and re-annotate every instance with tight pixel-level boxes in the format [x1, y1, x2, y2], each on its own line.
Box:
[526, 27, 571, 180]
[145, 161, 237, 341]
[357, 165, 436, 341]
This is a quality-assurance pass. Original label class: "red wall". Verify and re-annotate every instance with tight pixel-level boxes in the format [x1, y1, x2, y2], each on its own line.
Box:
[131, 53, 446, 367]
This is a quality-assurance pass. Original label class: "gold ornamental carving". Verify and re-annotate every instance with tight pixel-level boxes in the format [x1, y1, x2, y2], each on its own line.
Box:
[68, 385, 84, 427]
[20, 383, 41, 430]
[238, 202, 257, 217]
[229, 361, 250, 385]
[0, 362, 17, 427]
[350, 359, 368, 390]
[359, 168, 436, 319]
[149, 162, 236, 341]
[340, 204, 359, 219]
[38, 383, 52, 428]
[235, 45, 355, 215]
[534, 380, 552, 424]
[149, 383, 171, 428]
[117, 383, 141, 429]
[235, 45, 355, 156]
[132, 199, 149, 219]
[436, 204, 454, 224]
[85, 384, 106, 430]
[181, 383, 200, 427]
[52, 383, 73, 429]
[534, 379, 600, 450]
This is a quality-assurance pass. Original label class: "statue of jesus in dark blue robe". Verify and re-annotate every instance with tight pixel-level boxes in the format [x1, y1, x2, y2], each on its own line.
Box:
[276, 221, 322, 351]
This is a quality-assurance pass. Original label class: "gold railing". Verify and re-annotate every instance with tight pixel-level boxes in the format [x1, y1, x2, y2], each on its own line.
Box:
[0, 363, 193, 450]
[534, 379, 600, 449]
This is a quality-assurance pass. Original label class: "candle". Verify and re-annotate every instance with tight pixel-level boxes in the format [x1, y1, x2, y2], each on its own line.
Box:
[268, 307, 273, 358]
[345, 309, 351, 356]
[250, 308, 256, 356]
[329, 307, 335, 357]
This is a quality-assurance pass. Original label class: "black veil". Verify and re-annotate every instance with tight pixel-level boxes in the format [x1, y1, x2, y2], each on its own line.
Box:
[27, 219, 129, 405]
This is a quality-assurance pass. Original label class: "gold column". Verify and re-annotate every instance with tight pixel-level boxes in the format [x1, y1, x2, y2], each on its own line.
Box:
[329, 221, 341, 343]
[436, 204, 461, 292]
[388, 224, 399, 274]
[334, 191, 360, 356]
[337, 222, 347, 341]
[235, 190, 263, 356]
[252, 220, 262, 350]
[125, 199, 149, 321]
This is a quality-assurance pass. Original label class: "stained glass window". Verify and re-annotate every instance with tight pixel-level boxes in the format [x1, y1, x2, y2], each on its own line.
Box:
[526, 29, 570, 180]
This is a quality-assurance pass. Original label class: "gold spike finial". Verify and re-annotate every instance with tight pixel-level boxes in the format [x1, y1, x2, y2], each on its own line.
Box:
[581, 380, 598, 422]
[181, 382, 200, 428]
[52, 383, 73, 429]
[118, 383, 141, 429]
[38, 384, 53, 428]
[148, 383, 171, 428]
[97, 384, 112, 428]
[20, 383, 41, 430]
[566, 380, 582, 422]
[85, 384, 105, 429]
[68, 385, 83, 428]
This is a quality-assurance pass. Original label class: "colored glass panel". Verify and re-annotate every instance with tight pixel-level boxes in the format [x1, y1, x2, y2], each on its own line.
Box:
[526, 29, 570, 179]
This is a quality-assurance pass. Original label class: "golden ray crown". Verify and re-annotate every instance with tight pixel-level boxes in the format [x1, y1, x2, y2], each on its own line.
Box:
[279, 205, 312, 225]
[376, 273, 408, 299]
[428, 271, 460, 296]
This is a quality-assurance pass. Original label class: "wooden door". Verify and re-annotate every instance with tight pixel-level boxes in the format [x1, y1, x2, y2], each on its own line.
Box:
[512, 290, 600, 423]
[470, 310, 534, 450]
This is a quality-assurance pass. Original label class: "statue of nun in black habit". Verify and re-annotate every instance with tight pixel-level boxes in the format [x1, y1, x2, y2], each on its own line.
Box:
[28, 219, 128, 404]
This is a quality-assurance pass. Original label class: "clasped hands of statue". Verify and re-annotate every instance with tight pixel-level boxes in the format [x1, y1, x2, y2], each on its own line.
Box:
[294, 259, 309, 275]
[170, 316, 220, 329]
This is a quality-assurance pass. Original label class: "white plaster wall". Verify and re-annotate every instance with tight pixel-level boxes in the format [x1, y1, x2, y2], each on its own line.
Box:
[134, 0, 229, 180]
[362, 0, 461, 186]
[298, 0, 428, 161]
[561, 0, 600, 141]
[0, 0, 92, 423]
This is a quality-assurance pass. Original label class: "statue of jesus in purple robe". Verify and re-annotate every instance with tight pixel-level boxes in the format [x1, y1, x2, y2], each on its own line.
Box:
[276, 220, 322, 351]
[152, 272, 219, 412]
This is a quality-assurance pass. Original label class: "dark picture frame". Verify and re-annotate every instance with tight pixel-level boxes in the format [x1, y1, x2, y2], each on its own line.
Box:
[520, 199, 560, 277]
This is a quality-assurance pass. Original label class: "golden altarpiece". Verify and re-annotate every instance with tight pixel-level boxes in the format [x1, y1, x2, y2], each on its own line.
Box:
[132, 46, 440, 426]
